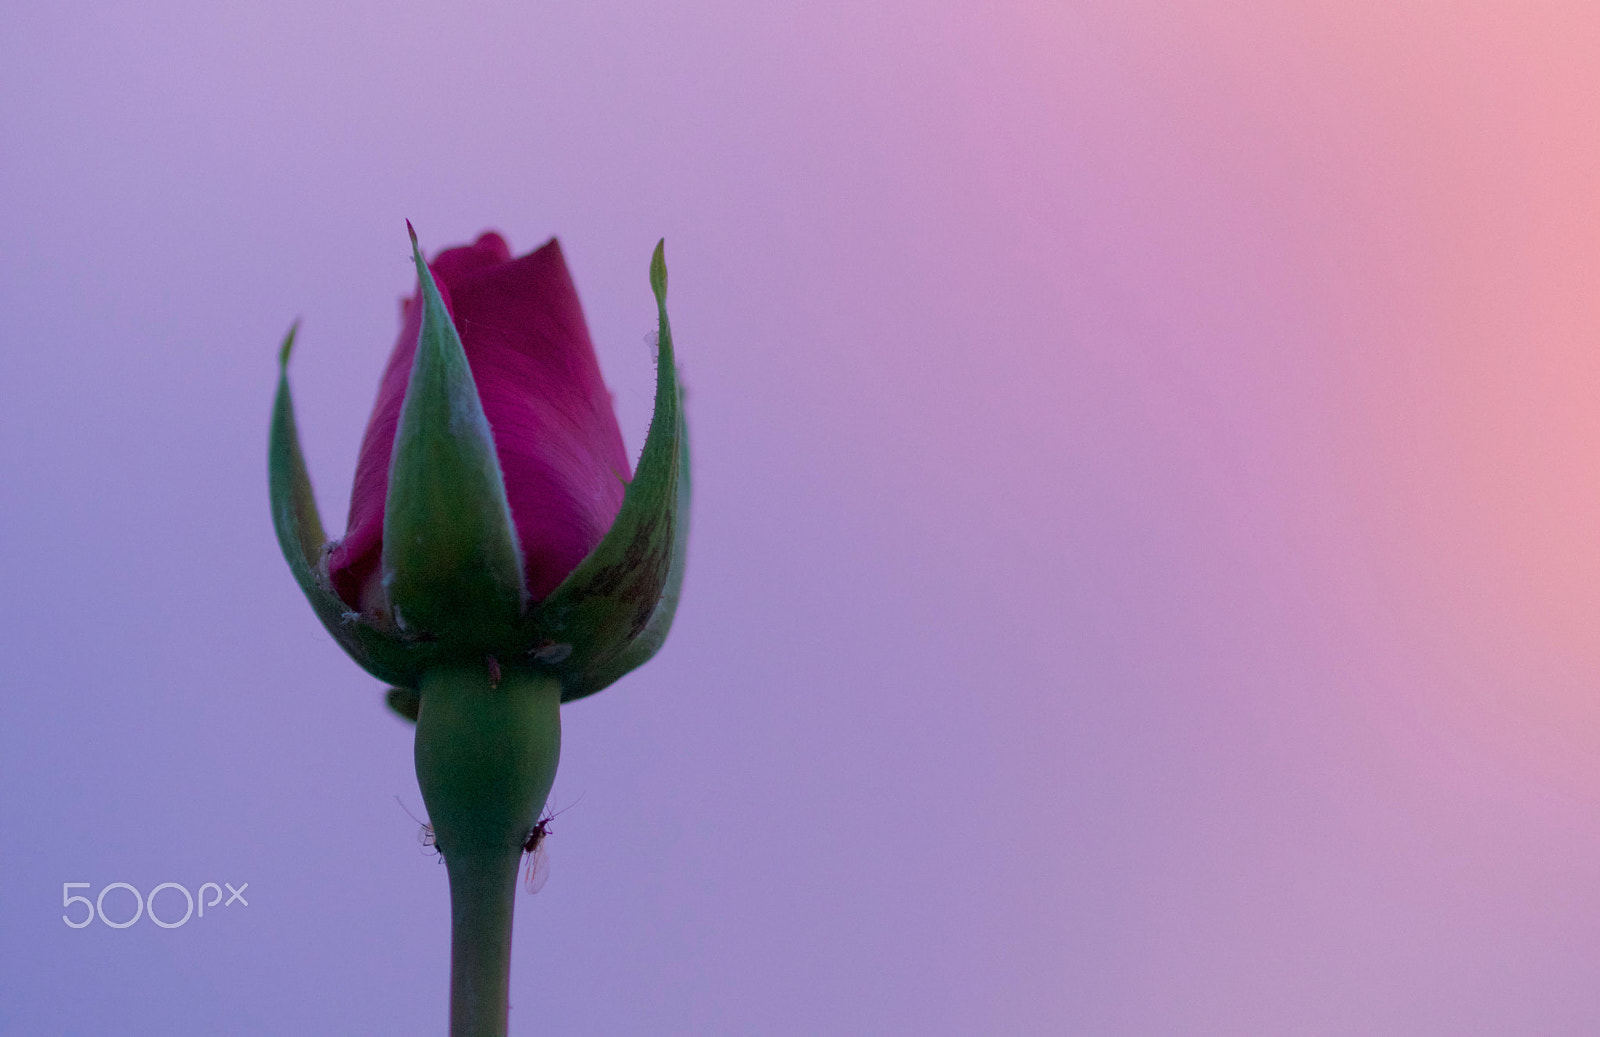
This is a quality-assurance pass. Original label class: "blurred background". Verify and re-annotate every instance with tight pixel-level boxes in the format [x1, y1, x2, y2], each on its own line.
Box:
[3, 1, 1599, 1032]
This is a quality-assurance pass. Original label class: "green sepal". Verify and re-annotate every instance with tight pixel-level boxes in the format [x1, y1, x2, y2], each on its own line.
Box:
[269, 323, 442, 686]
[569, 405, 689, 697]
[532, 240, 691, 702]
[386, 686, 422, 722]
[381, 223, 527, 643]
[269, 323, 325, 561]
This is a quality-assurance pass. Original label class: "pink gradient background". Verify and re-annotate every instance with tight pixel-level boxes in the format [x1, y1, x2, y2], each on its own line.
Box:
[3, 1, 1599, 1032]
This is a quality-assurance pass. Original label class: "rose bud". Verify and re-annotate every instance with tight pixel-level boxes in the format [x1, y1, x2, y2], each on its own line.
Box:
[269, 226, 689, 1032]
[269, 225, 689, 708]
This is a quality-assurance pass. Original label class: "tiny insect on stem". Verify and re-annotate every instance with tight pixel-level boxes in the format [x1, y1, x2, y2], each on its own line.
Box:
[520, 799, 579, 894]
[521, 817, 550, 855]
[395, 796, 440, 855]
[521, 815, 552, 894]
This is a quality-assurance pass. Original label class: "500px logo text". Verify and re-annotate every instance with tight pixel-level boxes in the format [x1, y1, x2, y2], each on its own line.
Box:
[62, 881, 249, 929]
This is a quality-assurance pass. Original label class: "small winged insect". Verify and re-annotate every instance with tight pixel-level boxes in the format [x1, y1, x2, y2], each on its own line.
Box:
[395, 797, 439, 857]
[522, 801, 578, 894]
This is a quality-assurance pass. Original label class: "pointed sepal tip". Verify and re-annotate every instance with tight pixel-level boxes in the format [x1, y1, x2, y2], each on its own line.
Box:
[650, 239, 667, 303]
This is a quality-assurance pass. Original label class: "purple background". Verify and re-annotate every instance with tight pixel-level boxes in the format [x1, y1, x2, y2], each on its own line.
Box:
[5, 2, 1600, 1033]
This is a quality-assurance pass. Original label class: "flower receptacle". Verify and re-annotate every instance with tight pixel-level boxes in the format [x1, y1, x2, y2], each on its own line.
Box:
[413, 663, 561, 859]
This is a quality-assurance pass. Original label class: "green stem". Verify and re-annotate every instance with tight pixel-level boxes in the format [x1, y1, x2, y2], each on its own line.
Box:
[440, 848, 521, 1037]
[414, 663, 562, 1037]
